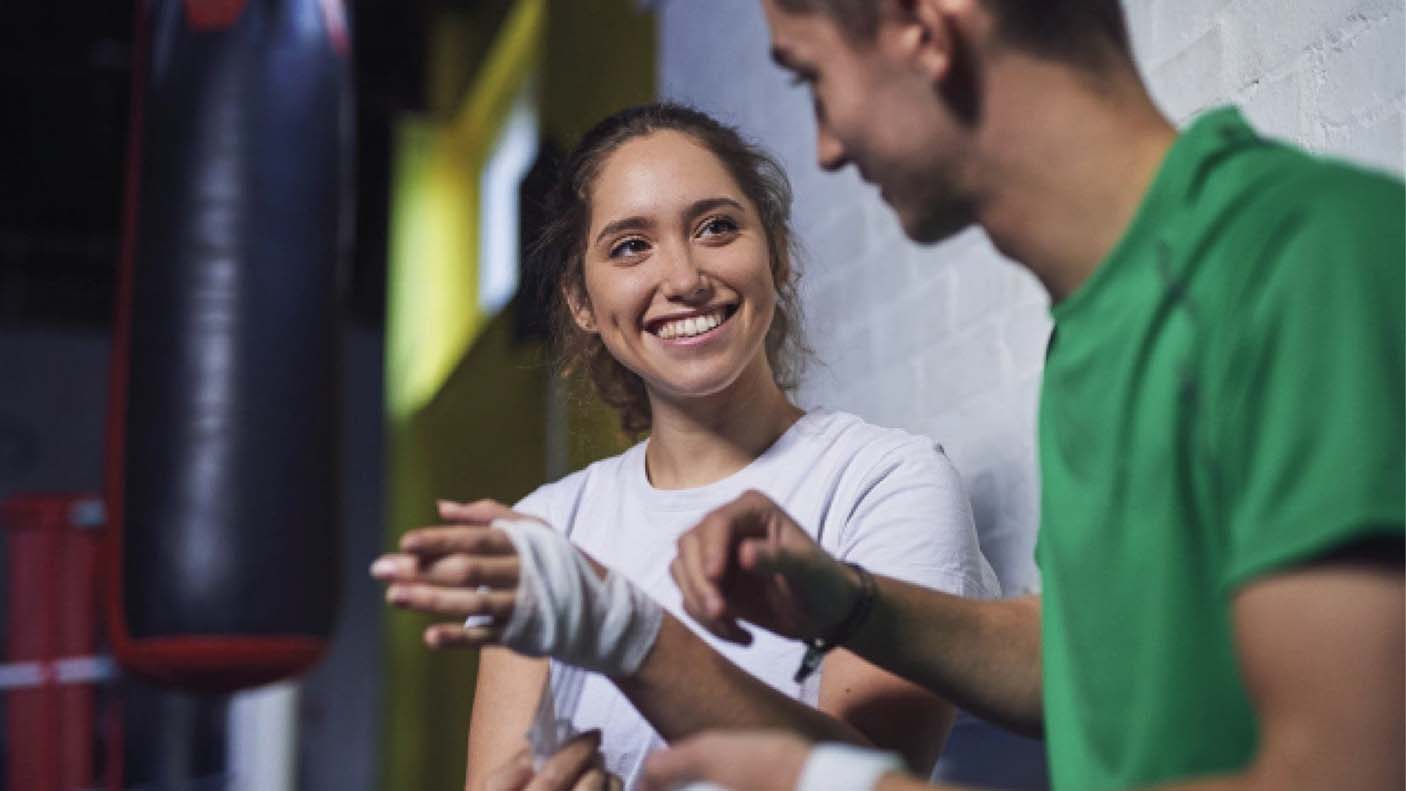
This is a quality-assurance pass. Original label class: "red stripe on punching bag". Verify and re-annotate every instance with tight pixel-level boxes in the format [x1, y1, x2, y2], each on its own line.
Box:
[183, 0, 248, 31]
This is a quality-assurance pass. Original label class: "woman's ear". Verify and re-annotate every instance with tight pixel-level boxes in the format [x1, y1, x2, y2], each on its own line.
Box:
[563, 284, 597, 333]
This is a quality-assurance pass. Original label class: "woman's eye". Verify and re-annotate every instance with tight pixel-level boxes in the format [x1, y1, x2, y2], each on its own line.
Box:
[610, 238, 649, 258]
[698, 216, 739, 238]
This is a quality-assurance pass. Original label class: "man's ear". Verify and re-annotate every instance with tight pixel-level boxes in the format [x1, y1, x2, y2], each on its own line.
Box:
[563, 284, 597, 333]
[891, 0, 975, 83]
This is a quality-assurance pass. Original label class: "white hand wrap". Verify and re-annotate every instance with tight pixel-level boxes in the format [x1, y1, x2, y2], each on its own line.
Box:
[796, 744, 904, 791]
[493, 517, 664, 677]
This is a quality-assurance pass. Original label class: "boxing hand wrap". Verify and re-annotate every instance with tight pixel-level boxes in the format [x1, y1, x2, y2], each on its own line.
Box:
[796, 743, 904, 791]
[493, 518, 664, 677]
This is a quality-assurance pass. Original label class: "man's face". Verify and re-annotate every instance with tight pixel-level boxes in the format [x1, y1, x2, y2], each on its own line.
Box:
[761, 0, 976, 244]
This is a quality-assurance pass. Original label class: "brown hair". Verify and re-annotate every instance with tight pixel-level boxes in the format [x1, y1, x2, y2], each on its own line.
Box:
[532, 103, 808, 436]
[774, 0, 1132, 64]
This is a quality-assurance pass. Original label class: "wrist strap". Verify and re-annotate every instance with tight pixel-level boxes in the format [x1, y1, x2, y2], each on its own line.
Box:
[796, 743, 903, 791]
[794, 562, 876, 683]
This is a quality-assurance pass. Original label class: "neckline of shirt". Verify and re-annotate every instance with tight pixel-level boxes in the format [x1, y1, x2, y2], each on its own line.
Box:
[1050, 105, 1254, 326]
[626, 409, 836, 511]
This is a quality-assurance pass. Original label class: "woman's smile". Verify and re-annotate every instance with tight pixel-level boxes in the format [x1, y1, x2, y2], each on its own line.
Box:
[646, 303, 739, 345]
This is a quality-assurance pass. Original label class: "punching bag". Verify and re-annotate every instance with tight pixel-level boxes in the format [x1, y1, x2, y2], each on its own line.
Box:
[105, 0, 352, 692]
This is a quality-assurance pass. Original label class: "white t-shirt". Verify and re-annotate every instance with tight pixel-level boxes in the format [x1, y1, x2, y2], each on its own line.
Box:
[513, 409, 1000, 787]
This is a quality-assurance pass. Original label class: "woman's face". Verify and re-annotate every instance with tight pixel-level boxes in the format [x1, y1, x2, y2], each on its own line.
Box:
[574, 130, 778, 403]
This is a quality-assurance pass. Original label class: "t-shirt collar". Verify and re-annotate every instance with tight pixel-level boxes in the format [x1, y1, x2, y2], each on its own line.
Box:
[1050, 106, 1257, 323]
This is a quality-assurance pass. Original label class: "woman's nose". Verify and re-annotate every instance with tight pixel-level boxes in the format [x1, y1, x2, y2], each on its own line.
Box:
[660, 248, 710, 300]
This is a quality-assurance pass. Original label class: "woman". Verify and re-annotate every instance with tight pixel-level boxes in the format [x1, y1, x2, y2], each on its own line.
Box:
[373, 104, 999, 791]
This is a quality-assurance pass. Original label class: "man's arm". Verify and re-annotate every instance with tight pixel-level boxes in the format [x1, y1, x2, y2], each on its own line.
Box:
[613, 613, 871, 744]
[673, 490, 1044, 736]
[646, 546, 1404, 791]
[1181, 551, 1403, 790]
[847, 583, 1043, 737]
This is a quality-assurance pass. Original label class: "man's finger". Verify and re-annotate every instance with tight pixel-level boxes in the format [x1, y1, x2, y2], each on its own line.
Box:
[670, 556, 707, 621]
[738, 536, 797, 575]
[525, 729, 602, 791]
[678, 530, 722, 618]
[400, 525, 516, 557]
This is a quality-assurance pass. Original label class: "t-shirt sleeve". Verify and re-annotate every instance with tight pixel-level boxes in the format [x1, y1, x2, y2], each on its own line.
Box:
[837, 438, 1001, 599]
[513, 483, 560, 531]
[1218, 175, 1406, 591]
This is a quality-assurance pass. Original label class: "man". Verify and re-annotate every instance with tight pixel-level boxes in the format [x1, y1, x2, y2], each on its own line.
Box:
[643, 1, 1405, 789]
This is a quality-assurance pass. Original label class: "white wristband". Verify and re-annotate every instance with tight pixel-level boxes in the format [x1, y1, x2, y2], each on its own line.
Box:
[493, 517, 664, 677]
[796, 743, 904, 791]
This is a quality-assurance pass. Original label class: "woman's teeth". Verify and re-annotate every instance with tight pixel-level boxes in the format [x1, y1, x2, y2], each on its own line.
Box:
[656, 308, 727, 340]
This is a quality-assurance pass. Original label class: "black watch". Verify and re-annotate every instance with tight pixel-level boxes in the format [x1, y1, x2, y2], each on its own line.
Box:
[793, 562, 877, 683]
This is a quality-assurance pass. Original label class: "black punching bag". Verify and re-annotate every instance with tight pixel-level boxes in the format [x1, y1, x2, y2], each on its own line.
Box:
[105, 0, 351, 692]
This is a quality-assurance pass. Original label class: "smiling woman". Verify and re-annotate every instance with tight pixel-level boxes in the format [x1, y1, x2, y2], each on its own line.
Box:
[371, 103, 1000, 791]
[534, 104, 807, 435]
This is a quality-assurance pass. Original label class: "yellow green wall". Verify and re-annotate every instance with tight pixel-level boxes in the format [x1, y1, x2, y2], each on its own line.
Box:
[378, 1, 657, 788]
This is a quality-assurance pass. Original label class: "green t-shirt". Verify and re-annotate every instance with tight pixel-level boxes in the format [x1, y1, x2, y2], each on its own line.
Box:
[1037, 107, 1405, 790]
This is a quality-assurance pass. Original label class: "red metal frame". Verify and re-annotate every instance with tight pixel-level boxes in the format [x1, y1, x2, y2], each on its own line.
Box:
[1, 494, 108, 791]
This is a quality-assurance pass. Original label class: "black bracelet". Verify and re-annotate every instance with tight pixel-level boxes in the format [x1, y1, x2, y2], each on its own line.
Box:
[793, 562, 877, 683]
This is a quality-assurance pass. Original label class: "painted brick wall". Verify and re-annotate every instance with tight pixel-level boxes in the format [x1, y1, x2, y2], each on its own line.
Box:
[657, 0, 1404, 603]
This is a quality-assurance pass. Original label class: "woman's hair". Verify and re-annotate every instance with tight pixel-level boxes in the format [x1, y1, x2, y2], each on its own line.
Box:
[532, 103, 808, 436]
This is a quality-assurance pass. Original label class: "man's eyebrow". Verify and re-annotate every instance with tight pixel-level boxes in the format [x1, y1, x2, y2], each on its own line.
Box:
[770, 46, 797, 70]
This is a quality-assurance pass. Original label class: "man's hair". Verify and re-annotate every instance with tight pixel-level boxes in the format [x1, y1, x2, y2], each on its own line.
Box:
[775, 0, 1133, 64]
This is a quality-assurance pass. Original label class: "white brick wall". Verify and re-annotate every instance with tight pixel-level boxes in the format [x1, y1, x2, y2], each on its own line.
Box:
[658, 0, 1404, 603]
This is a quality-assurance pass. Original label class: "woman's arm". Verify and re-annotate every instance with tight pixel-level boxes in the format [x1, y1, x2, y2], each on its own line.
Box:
[465, 648, 547, 791]
[378, 499, 955, 770]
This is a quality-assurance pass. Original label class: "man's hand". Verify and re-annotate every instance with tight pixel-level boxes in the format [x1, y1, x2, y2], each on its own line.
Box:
[671, 489, 861, 645]
[372, 499, 531, 648]
[484, 731, 622, 791]
[640, 730, 811, 791]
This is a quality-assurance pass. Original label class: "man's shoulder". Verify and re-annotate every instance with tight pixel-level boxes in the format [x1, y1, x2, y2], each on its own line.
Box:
[1190, 142, 1403, 312]
[1209, 139, 1403, 240]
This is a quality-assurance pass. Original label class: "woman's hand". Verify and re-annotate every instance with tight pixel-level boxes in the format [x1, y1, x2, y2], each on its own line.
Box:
[374, 499, 663, 675]
[485, 731, 622, 791]
[371, 499, 531, 648]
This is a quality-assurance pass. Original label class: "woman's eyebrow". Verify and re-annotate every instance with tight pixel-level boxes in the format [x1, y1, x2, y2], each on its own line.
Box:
[683, 197, 745, 222]
[594, 215, 654, 247]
